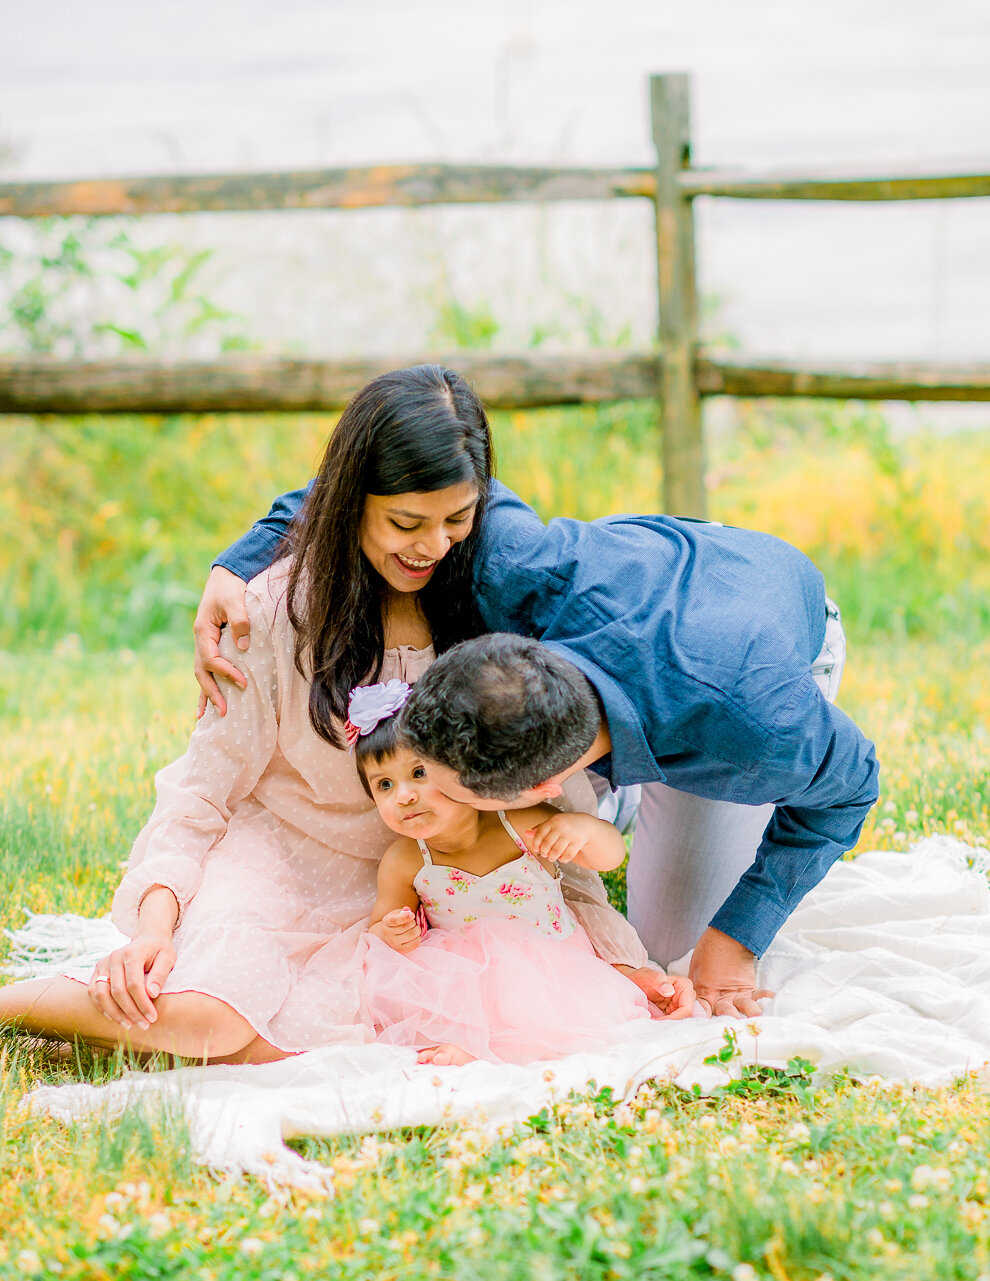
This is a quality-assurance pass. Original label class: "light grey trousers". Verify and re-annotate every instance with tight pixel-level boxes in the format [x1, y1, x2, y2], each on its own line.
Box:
[599, 601, 847, 968]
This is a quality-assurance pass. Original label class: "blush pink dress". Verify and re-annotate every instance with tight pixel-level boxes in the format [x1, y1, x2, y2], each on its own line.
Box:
[107, 562, 650, 1053]
[362, 812, 651, 1064]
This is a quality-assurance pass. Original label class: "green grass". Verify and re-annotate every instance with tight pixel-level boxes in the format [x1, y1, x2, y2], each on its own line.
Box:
[3, 402, 990, 651]
[1, 404, 989, 1276]
[1, 634, 988, 1278]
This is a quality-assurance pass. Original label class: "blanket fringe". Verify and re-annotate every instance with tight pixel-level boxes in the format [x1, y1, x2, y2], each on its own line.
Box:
[2, 910, 125, 978]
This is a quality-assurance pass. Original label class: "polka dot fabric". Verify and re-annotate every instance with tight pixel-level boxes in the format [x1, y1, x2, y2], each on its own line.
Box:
[111, 561, 647, 1053]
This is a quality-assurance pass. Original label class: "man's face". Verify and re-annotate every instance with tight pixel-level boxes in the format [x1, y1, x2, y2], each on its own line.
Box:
[421, 757, 560, 810]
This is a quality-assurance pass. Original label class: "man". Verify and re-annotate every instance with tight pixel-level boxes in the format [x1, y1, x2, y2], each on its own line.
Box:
[195, 479, 878, 1020]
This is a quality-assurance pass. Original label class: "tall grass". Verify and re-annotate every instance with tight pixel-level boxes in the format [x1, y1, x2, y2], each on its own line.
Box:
[2, 401, 989, 652]
[2, 403, 989, 1278]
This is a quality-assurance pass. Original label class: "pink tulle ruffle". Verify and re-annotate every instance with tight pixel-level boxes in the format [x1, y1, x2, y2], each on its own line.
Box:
[362, 917, 649, 1064]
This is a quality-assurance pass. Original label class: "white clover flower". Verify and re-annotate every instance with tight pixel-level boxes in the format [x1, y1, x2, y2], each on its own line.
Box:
[629, 1176, 647, 1195]
[895, 1134, 914, 1148]
[240, 1238, 265, 1256]
[732, 1264, 758, 1281]
[16, 1252, 42, 1276]
[788, 1122, 811, 1143]
[907, 1193, 929, 1210]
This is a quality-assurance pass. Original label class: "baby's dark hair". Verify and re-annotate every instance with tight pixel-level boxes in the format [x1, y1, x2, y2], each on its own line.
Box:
[353, 714, 406, 798]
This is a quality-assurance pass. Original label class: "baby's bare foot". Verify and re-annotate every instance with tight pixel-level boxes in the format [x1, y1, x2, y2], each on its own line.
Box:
[417, 1043, 476, 1066]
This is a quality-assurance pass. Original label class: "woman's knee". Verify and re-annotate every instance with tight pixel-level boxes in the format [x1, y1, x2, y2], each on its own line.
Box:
[154, 992, 255, 1058]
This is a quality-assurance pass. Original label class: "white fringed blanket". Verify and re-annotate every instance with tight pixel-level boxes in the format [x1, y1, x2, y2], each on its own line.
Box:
[12, 838, 990, 1192]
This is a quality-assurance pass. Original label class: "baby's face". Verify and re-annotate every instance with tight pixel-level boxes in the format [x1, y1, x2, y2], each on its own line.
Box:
[363, 747, 471, 840]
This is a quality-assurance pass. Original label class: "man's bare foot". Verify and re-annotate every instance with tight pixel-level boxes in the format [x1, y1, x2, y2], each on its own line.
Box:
[417, 1043, 476, 1066]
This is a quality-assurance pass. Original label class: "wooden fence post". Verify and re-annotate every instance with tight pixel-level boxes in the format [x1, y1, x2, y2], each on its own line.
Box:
[651, 73, 705, 517]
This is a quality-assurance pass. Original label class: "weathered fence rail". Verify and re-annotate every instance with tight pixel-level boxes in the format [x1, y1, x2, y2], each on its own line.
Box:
[2, 72, 989, 514]
[5, 353, 987, 416]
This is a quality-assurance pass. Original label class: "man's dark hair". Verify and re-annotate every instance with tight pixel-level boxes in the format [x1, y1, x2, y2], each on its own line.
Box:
[400, 634, 599, 799]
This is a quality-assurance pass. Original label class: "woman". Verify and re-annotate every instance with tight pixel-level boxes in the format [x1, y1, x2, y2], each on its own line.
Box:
[0, 365, 655, 1063]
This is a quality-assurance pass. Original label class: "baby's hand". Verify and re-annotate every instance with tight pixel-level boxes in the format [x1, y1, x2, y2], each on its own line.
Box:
[369, 906, 422, 954]
[524, 812, 602, 864]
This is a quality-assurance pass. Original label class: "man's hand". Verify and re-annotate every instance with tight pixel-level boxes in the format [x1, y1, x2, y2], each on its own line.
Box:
[616, 965, 697, 1020]
[368, 907, 422, 954]
[689, 926, 774, 1019]
[194, 566, 251, 718]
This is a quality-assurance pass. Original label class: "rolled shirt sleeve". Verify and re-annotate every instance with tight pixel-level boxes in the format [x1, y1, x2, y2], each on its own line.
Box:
[213, 485, 311, 582]
[111, 583, 280, 935]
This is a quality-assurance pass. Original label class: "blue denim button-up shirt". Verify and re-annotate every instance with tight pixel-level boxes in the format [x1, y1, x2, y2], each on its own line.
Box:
[217, 480, 879, 957]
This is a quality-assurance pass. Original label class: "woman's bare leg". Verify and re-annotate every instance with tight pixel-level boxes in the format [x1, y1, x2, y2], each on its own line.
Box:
[0, 977, 256, 1060]
[208, 1035, 296, 1065]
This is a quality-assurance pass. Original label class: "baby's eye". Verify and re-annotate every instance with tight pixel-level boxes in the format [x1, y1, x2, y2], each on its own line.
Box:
[376, 779, 393, 792]
[412, 767, 427, 780]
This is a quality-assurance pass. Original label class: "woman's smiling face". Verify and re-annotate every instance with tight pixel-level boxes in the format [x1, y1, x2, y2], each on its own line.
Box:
[359, 482, 480, 594]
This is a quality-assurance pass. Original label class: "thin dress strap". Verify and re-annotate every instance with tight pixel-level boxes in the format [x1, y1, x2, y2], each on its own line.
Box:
[416, 838, 433, 866]
[496, 810, 562, 879]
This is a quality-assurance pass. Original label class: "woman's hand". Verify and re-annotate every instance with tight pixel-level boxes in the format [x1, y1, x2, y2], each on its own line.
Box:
[88, 932, 177, 1030]
[193, 566, 251, 718]
[368, 906, 422, 954]
[615, 964, 697, 1020]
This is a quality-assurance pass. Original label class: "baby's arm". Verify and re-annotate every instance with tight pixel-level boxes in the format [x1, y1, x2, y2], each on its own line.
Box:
[367, 840, 424, 954]
[525, 811, 699, 1020]
[519, 805, 626, 871]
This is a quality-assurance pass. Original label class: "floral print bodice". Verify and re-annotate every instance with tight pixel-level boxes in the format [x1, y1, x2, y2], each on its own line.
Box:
[413, 812, 576, 940]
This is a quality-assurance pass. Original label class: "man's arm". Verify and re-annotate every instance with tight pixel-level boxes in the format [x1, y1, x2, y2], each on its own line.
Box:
[709, 698, 880, 958]
[691, 692, 878, 1018]
[213, 484, 312, 582]
[194, 484, 311, 714]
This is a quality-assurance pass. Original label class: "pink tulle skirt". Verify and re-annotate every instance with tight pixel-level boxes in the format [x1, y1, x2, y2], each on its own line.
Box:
[361, 918, 650, 1064]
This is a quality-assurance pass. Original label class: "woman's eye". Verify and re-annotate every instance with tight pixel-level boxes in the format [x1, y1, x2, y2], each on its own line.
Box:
[391, 521, 418, 532]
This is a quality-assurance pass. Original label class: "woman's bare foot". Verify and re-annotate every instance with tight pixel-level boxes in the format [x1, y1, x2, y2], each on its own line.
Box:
[417, 1043, 476, 1066]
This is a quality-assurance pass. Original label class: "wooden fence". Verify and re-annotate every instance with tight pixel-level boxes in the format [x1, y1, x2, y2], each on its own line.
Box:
[2, 73, 989, 516]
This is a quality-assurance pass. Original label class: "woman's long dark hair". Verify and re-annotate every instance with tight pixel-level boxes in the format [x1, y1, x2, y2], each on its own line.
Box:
[286, 364, 493, 748]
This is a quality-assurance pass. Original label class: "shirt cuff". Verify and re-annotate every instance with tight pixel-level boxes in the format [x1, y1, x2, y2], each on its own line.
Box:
[213, 526, 285, 583]
[708, 882, 792, 959]
[111, 856, 205, 936]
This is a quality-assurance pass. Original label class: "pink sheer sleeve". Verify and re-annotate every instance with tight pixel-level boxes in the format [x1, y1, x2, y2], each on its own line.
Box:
[111, 582, 280, 936]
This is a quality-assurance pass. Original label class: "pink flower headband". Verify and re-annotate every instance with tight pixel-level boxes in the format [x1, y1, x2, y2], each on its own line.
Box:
[345, 679, 412, 750]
